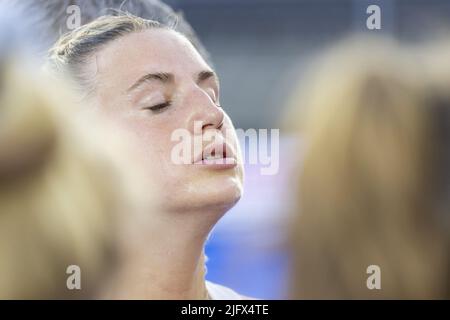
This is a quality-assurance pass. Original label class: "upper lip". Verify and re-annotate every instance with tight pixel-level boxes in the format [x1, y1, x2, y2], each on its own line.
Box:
[193, 139, 236, 164]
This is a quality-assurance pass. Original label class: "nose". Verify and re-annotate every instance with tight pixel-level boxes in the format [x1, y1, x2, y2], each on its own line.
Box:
[185, 87, 225, 134]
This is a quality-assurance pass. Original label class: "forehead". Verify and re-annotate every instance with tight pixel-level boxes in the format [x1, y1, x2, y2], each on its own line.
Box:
[92, 28, 210, 86]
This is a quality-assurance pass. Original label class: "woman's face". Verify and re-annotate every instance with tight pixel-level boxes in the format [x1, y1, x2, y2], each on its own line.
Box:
[86, 28, 243, 213]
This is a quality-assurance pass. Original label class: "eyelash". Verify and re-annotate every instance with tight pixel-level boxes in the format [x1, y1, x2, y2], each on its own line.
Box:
[146, 101, 172, 113]
[145, 100, 222, 114]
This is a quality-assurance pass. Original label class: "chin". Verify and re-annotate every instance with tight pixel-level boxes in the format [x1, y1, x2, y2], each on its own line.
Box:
[162, 175, 243, 214]
[202, 176, 243, 210]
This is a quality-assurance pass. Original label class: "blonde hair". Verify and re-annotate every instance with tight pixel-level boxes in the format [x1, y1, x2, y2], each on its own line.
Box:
[47, 14, 163, 97]
[0, 58, 127, 299]
[289, 37, 450, 299]
[11, 0, 211, 62]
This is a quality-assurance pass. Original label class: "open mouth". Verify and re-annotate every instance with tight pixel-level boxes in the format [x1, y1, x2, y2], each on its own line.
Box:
[193, 142, 237, 166]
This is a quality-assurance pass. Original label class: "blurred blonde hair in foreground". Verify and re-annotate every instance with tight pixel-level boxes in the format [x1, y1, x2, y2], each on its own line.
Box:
[287, 36, 450, 299]
[0, 54, 147, 299]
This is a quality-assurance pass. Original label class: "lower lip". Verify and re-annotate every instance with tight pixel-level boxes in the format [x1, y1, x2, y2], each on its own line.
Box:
[193, 157, 237, 169]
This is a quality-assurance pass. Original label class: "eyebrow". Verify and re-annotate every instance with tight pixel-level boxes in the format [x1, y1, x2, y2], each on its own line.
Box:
[127, 70, 219, 93]
[127, 72, 172, 92]
[198, 70, 218, 84]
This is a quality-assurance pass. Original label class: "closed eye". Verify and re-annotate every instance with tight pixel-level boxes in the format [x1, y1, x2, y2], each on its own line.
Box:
[145, 101, 172, 113]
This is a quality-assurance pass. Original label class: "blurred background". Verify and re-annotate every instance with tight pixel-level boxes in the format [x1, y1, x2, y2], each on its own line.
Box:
[158, 0, 450, 299]
[2, 0, 450, 300]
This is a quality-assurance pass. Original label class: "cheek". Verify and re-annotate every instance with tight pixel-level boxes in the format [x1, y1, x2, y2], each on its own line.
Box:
[126, 119, 171, 159]
[120, 115, 191, 174]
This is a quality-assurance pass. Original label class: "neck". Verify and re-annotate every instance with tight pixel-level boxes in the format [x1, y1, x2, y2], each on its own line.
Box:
[100, 207, 222, 299]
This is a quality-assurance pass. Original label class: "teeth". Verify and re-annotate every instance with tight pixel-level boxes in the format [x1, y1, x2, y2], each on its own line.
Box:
[205, 154, 223, 160]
